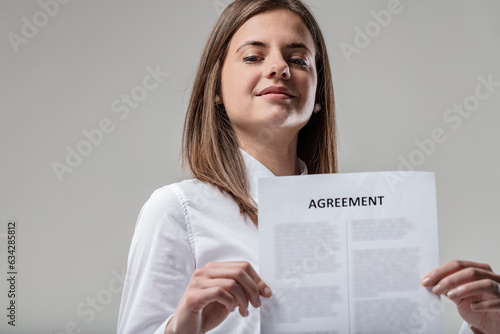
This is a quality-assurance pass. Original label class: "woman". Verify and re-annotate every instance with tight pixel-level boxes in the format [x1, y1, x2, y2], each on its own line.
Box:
[117, 0, 500, 333]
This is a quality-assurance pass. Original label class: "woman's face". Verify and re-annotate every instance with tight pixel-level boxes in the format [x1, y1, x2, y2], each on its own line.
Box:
[220, 9, 317, 147]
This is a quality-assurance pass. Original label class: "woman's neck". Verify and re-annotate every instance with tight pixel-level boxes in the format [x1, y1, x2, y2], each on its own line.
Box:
[238, 135, 299, 176]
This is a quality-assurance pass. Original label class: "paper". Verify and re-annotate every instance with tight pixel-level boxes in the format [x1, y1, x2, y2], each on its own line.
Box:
[259, 172, 442, 334]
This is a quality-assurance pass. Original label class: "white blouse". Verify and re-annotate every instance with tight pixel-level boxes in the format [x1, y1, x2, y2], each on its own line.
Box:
[117, 149, 472, 334]
[117, 150, 307, 334]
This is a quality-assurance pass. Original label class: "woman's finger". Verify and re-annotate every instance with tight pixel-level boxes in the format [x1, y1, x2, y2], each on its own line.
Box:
[212, 261, 272, 297]
[184, 285, 236, 313]
[471, 299, 500, 312]
[429, 267, 500, 296]
[422, 260, 493, 288]
[204, 278, 251, 316]
[446, 279, 500, 301]
[204, 261, 272, 308]
[257, 279, 273, 298]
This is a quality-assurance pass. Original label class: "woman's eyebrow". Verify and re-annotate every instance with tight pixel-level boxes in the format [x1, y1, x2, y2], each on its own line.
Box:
[236, 40, 266, 53]
[285, 42, 312, 55]
[235, 41, 312, 55]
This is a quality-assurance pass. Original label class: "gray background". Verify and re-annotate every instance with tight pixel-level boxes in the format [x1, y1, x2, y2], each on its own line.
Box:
[1, 0, 499, 333]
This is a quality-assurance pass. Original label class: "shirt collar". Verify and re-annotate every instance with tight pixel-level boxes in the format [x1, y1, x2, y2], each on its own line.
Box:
[240, 149, 308, 205]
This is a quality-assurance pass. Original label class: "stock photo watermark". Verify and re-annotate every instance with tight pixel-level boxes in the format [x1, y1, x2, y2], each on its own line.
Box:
[386, 73, 499, 190]
[4, 221, 17, 327]
[401, 295, 456, 334]
[47, 267, 125, 334]
[240, 231, 338, 334]
[7, 0, 72, 54]
[51, 64, 169, 182]
[403, 298, 441, 334]
[340, 0, 415, 64]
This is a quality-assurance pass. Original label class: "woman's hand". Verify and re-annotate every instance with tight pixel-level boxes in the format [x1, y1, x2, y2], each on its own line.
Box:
[422, 260, 500, 334]
[165, 261, 272, 334]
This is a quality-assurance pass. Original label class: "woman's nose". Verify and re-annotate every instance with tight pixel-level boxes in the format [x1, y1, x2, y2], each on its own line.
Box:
[265, 54, 290, 79]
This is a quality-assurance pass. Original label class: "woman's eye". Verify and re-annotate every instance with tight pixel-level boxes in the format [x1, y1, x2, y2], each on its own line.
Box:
[290, 58, 308, 66]
[242, 55, 261, 63]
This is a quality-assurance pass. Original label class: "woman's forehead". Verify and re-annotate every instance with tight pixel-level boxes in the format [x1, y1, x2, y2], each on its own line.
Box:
[228, 9, 316, 54]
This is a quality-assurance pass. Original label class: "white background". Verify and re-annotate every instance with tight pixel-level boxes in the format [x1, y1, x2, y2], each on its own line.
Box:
[0, 0, 499, 333]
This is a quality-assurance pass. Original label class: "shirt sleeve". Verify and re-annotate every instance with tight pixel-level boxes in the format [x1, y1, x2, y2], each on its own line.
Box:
[117, 185, 196, 334]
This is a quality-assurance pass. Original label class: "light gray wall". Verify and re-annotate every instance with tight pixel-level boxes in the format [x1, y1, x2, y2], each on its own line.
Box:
[0, 0, 498, 333]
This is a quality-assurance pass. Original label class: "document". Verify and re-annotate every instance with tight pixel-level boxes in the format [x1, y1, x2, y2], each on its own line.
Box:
[259, 171, 442, 334]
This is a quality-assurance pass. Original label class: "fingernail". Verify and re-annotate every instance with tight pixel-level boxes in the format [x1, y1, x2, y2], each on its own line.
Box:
[471, 303, 481, 310]
[256, 298, 261, 307]
[447, 289, 458, 298]
[422, 276, 431, 286]
[432, 284, 442, 295]
[264, 287, 272, 297]
[245, 309, 249, 317]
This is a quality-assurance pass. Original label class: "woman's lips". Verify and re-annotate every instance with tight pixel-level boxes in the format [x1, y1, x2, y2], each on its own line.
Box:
[260, 93, 293, 100]
[257, 86, 295, 100]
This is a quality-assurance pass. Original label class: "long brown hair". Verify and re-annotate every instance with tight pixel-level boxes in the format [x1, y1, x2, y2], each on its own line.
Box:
[183, 0, 337, 225]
